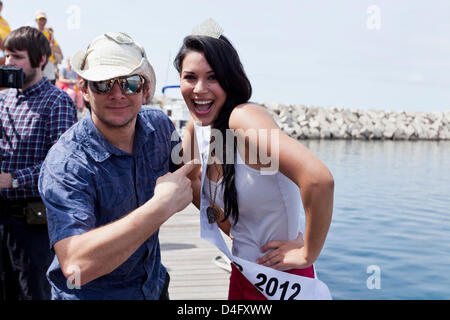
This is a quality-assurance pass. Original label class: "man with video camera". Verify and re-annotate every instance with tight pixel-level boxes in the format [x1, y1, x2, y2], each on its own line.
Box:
[0, 26, 77, 300]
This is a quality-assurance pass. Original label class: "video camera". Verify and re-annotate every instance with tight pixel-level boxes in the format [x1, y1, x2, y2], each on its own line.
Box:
[0, 66, 24, 89]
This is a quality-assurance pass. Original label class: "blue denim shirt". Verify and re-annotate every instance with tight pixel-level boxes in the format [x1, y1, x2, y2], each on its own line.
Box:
[38, 107, 181, 300]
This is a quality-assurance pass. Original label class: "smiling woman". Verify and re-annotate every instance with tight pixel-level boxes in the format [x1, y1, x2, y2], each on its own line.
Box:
[174, 30, 252, 230]
[180, 51, 227, 126]
[173, 19, 334, 300]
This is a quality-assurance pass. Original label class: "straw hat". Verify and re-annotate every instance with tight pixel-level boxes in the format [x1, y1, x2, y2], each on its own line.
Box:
[71, 32, 156, 103]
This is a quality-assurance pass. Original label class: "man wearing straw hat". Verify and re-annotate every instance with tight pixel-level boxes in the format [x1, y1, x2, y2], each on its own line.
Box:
[39, 32, 196, 299]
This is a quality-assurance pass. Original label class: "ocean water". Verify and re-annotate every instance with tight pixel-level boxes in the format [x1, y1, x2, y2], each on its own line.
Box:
[301, 139, 450, 300]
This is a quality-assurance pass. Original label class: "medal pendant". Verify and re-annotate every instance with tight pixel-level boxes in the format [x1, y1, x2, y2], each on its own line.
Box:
[207, 206, 219, 224]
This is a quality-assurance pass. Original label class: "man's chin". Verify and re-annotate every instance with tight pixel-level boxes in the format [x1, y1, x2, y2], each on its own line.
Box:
[96, 115, 137, 130]
[23, 70, 40, 89]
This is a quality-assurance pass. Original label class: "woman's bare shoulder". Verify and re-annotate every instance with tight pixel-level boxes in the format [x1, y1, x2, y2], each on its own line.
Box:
[229, 103, 278, 130]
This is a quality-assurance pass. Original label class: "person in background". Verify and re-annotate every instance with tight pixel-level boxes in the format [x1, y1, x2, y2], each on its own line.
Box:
[58, 57, 84, 117]
[39, 32, 196, 300]
[0, 1, 11, 65]
[35, 10, 62, 84]
[175, 19, 334, 300]
[0, 26, 77, 300]
[58, 58, 77, 89]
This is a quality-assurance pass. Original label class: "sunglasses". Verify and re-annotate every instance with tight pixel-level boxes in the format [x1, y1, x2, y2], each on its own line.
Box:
[88, 75, 144, 95]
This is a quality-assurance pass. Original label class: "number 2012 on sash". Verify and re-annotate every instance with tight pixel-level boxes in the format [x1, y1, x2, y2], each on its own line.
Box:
[254, 273, 302, 300]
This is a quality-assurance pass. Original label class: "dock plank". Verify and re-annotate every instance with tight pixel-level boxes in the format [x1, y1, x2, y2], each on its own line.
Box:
[159, 204, 232, 300]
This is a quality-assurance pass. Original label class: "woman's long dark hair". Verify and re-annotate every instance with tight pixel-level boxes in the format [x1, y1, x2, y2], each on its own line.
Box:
[174, 35, 252, 224]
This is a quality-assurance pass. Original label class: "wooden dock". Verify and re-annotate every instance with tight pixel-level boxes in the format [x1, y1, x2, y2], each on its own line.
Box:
[159, 204, 232, 300]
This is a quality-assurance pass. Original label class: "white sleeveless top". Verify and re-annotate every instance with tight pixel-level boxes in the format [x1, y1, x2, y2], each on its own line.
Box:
[203, 149, 305, 264]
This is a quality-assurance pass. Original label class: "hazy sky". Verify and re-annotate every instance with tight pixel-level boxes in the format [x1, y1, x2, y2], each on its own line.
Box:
[4, 0, 450, 111]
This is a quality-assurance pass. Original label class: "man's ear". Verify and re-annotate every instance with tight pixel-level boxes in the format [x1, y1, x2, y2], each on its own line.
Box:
[39, 55, 48, 70]
[143, 84, 150, 98]
[80, 80, 90, 103]
[142, 84, 151, 105]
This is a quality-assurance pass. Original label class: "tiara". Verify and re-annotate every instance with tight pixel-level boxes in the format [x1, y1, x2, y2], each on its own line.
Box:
[191, 18, 223, 39]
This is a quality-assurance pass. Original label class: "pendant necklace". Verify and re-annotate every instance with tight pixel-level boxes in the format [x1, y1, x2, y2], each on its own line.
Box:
[207, 161, 221, 224]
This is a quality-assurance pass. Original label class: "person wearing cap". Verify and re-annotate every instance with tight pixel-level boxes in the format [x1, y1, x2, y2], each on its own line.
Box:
[0, 26, 77, 300]
[35, 10, 62, 84]
[38, 32, 196, 300]
[0, 1, 11, 65]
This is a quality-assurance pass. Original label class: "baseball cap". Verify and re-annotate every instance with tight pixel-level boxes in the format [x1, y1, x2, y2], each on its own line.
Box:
[35, 10, 47, 20]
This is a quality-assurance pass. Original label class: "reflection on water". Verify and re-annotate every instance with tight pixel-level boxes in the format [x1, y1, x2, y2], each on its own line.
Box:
[300, 140, 450, 299]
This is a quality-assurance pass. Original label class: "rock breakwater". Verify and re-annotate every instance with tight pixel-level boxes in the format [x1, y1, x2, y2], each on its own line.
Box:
[262, 103, 450, 140]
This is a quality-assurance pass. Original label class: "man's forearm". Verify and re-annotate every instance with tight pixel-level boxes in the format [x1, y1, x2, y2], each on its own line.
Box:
[54, 160, 196, 286]
[55, 197, 169, 286]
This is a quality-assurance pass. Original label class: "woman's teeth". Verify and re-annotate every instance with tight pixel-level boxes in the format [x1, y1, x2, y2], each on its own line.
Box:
[195, 100, 213, 105]
[194, 100, 213, 114]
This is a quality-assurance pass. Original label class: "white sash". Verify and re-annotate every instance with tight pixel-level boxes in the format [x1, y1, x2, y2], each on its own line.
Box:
[194, 124, 332, 300]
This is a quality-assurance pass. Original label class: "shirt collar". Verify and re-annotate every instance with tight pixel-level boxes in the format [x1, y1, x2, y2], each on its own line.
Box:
[20, 77, 50, 97]
[81, 109, 155, 162]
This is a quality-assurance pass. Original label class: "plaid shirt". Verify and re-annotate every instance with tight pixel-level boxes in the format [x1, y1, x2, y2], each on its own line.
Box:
[0, 77, 77, 200]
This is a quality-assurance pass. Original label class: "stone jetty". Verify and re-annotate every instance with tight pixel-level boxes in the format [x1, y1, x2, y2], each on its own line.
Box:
[262, 103, 450, 141]
[153, 97, 450, 140]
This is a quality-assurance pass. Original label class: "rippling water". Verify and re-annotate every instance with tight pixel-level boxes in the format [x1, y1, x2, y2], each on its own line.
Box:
[301, 140, 450, 299]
